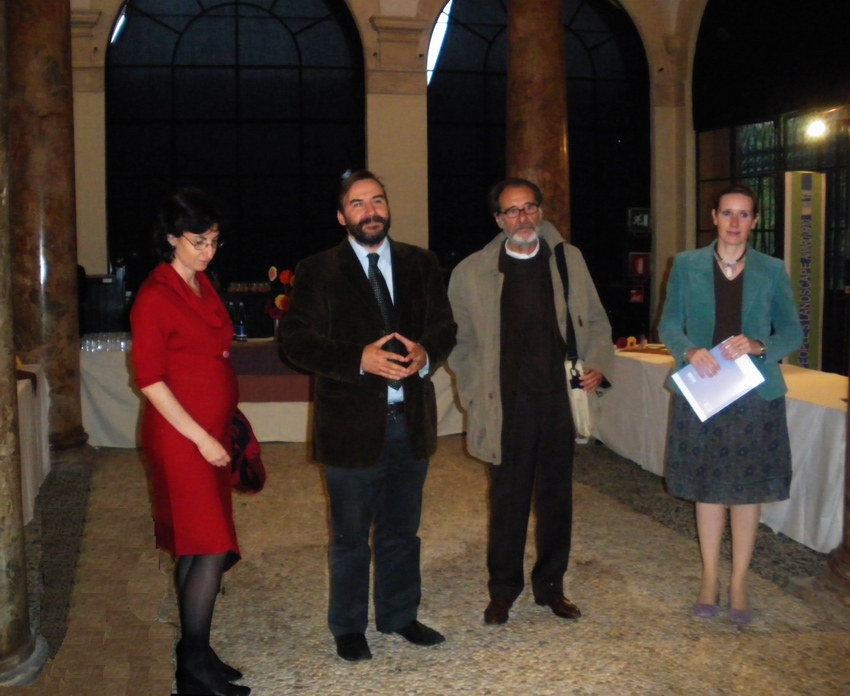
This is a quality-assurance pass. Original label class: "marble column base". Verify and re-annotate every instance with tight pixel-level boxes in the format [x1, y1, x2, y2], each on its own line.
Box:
[48, 425, 89, 453]
[50, 440, 95, 471]
[0, 634, 49, 687]
[827, 545, 850, 595]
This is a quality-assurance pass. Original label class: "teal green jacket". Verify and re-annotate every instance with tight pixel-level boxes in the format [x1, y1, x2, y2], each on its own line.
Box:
[658, 244, 803, 400]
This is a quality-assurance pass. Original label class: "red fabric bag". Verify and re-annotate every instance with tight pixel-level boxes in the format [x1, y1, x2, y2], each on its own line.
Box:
[230, 408, 266, 493]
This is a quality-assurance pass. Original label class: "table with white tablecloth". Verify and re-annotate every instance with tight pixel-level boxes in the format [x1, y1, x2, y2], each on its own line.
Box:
[237, 367, 463, 441]
[80, 350, 143, 448]
[594, 351, 846, 553]
[80, 343, 464, 448]
[17, 365, 50, 525]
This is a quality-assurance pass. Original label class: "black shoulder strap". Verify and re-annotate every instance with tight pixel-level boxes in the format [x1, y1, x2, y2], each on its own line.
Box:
[554, 242, 578, 360]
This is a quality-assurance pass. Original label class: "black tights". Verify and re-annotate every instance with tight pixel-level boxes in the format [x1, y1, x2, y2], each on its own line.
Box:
[176, 553, 228, 653]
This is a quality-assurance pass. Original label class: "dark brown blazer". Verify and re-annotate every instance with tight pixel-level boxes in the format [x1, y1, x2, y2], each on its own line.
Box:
[280, 238, 457, 469]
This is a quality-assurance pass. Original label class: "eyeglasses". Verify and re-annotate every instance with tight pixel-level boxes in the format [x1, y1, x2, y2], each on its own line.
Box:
[499, 203, 540, 219]
[183, 235, 223, 251]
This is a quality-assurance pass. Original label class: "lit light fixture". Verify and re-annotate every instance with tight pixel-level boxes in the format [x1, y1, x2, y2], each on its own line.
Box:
[806, 119, 828, 138]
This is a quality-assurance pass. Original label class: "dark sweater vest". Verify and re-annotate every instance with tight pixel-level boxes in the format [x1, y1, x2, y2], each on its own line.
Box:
[498, 239, 567, 427]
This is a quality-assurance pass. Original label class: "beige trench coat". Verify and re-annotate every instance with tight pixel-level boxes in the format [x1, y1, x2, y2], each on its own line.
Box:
[447, 221, 614, 464]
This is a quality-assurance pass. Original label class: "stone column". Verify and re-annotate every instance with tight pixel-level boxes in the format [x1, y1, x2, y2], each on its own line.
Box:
[506, 0, 570, 240]
[825, 340, 850, 600]
[819, 121, 850, 602]
[7, 0, 87, 454]
[367, 15, 430, 250]
[0, 3, 50, 685]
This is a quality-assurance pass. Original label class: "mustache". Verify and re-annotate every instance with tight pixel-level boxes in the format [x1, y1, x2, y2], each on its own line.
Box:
[510, 222, 539, 235]
[348, 213, 391, 247]
[358, 215, 388, 230]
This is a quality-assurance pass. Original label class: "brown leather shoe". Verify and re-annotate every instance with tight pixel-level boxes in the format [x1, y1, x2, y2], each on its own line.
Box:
[536, 595, 582, 620]
[484, 599, 512, 625]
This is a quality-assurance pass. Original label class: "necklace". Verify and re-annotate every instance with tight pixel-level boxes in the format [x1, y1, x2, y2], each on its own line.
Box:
[714, 243, 747, 279]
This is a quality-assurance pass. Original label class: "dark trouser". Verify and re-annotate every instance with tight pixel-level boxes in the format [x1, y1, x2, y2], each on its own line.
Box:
[325, 412, 429, 637]
[488, 390, 574, 603]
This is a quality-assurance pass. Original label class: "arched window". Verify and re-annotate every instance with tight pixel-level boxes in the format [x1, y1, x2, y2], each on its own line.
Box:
[427, 0, 650, 334]
[106, 0, 365, 286]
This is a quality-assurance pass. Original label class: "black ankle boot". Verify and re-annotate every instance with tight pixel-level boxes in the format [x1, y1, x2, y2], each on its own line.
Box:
[175, 668, 250, 695]
[175, 641, 250, 695]
[209, 645, 244, 682]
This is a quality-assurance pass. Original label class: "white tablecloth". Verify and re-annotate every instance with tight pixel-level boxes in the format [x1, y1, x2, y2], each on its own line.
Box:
[237, 367, 464, 441]
[17, 365, 50, 525]
[595, 351, 846, 553]
[80, 350, 142, 448]
[80, 349, 464, 447]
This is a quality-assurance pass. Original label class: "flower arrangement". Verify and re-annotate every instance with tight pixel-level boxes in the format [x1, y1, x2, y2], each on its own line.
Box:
[264, 266, 294, 321]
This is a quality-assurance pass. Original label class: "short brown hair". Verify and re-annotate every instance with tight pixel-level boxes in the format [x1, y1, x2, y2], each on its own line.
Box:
[337, 170, 388, 212]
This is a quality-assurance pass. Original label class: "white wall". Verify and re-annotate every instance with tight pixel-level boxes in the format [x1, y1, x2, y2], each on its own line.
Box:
[367, 93, 429, 249]
[73, 92, 107, 274]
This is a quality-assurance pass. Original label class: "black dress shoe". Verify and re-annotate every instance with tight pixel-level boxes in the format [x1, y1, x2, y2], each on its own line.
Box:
[175, 641, 250, 695]
[393, 620, 445, 646]
[484, 599, 512, 625]
[210, 646, 243, 682]
[335, 633, 372, 662]
[535, 595, 582, 620]
[175, 665, 251, 695]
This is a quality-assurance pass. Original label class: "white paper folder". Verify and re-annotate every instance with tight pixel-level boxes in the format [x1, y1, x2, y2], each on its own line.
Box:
[671, 341, 765, 422]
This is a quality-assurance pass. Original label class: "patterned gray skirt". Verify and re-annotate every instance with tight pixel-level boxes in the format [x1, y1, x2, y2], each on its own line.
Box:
[664, 390, 792, 505]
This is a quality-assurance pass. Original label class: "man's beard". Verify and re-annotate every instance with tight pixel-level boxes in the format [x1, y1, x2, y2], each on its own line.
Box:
[506, 221, 539, 252]
[347, 214, 391, 247]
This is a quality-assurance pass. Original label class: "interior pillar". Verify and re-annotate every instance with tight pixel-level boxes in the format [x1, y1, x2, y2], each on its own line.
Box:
[0, 1, 50, 685]
[506, 0, 570, 240]
[7, 0, 88, 455]
[825, 357, 850, 600]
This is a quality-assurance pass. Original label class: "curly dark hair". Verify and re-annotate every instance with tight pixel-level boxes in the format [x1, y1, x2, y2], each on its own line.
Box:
[152, 188, 222, 262]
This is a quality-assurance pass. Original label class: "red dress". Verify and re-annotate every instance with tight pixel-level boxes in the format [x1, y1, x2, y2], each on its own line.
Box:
[130, 263, 240, 559]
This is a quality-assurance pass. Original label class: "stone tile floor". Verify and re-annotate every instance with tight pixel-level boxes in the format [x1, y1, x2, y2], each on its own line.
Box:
[9, 436, 850, 695]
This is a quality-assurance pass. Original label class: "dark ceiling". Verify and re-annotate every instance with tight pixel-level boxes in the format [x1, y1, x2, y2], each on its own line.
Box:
[693, 0, 850, 130]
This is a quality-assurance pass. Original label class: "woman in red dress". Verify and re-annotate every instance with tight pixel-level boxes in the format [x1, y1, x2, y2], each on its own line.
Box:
[130, 189, 249, 696]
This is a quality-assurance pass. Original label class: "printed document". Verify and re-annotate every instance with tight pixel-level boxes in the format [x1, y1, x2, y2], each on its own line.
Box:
[672, 341, 765, 422]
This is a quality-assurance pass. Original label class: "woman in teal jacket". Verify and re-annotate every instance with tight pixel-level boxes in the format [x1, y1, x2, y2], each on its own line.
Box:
[659, 184, 802, 625]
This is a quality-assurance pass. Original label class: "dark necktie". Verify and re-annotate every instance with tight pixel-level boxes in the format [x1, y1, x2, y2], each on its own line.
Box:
[367, 253, 403, 389]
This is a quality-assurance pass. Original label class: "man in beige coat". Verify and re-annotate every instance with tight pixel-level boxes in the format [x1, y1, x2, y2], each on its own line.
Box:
[448, 178, 613, 625]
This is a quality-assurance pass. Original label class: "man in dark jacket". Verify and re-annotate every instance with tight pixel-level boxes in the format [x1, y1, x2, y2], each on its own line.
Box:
[280, 170, 457, 661]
